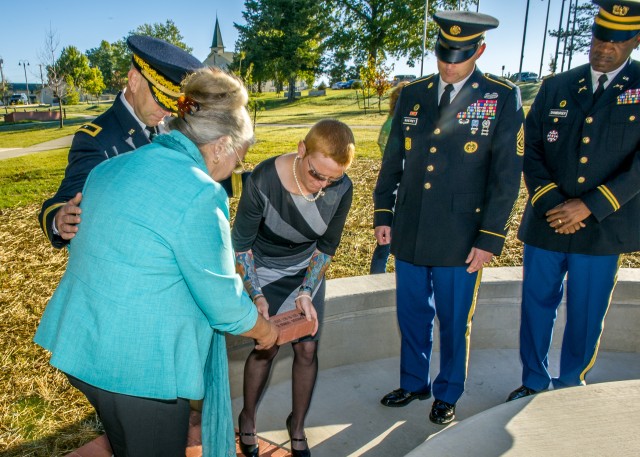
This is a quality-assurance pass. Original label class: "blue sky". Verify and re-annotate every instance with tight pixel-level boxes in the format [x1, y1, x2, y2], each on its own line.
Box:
[1, 0, 638, 86]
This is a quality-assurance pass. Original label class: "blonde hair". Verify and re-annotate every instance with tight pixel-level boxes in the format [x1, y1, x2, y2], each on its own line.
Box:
[169, 67, 254, 154]
[304, 119, 355, 168]
[389, 82, 409, 114]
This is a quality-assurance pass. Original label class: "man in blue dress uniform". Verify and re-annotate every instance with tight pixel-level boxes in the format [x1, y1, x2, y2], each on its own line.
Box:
[508, 0, 640, 402]
[38, 35, 205, 248]
[374, 11, 524, 424]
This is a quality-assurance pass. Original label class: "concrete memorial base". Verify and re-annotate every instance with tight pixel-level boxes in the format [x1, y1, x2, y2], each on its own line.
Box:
[410, 379, 640, 457]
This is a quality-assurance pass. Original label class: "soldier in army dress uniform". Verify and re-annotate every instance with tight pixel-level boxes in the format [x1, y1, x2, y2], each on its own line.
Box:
[374, 11, 524, 424]
[507, 0, 640, 402]
[38, 35, 204, 248]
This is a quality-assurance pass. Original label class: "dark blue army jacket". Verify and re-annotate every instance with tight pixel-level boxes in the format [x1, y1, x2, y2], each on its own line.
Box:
[373, 68, 525, 266]
[38, 93, 151, 248]
[519, 60, 640, 255]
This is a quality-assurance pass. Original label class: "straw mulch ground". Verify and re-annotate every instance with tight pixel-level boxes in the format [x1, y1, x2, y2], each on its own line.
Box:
[2, 158, 639, 456]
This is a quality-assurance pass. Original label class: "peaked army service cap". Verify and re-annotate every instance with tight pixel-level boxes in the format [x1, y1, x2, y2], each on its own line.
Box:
[433, 11, 499, 64]
[592, 0, 640, 42]
[127, 35, 204, 113]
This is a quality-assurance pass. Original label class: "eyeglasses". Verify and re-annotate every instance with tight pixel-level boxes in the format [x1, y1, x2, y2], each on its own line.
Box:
[233, 149, 246, 174]
[307, 158, 344, 185]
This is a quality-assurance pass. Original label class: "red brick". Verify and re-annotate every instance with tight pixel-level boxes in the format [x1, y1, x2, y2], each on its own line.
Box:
[271, 310, 316, 345]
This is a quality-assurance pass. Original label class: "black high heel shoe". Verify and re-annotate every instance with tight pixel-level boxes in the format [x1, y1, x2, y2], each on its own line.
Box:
[238, 414, 259, 457]
[286, 413, 311, 457]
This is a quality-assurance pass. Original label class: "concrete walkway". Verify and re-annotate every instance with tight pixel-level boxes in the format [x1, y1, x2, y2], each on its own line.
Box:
[231, 348, 640, 456]
[0, 135, 73, 160]
[0, 123, 382, 161]
[65, 348, 640, 456]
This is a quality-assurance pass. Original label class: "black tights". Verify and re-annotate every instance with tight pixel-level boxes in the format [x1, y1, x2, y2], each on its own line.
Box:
[239, 340, 318, 450]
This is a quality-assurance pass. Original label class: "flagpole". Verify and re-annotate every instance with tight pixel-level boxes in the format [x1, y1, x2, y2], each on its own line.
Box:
[421, 0, 430, 77]
[518, 0, 532, 80]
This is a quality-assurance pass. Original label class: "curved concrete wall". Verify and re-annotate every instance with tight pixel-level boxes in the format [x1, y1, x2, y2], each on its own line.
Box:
[225, 267, 640, 398]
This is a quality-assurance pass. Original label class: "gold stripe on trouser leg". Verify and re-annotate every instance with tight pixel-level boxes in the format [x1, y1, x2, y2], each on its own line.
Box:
[579, 255, 621, 383]
[465, 269, 483, 377]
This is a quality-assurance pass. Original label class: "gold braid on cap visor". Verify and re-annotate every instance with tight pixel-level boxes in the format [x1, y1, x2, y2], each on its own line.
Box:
[150, 85, 179, 113]
[132, 54, 182, 112]
[599, 7, 640, 24]
[439, 29, 485, 42]
[596, 8, 640, 30]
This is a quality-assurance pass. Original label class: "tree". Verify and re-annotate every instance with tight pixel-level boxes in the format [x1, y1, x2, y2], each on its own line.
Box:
[360, 54, 392, 114]
[325, 0, 471, 74]
[57, 46, 92, 99]
[38, 27, 67, 127]
[108, 20, 193, 92]
[64, 75, 80, 105]
[84, 67, 106, 102]
[235, 0, 327, 101]
[549, 2, 598, 70]
[132, 20, 192, 53]
[324, 48, 350, 83]
[548, 55, 558, 74]
[86, 40, 120, 93]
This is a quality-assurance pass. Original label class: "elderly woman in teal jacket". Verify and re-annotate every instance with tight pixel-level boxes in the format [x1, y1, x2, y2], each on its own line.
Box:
[34, 68, 279, 457]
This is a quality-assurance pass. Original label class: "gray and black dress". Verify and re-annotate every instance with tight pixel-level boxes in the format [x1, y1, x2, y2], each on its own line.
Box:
[232, 156, 353, 341]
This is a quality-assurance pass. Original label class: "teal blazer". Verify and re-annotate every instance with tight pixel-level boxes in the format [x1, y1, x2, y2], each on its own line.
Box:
[34, 130, 257, 456]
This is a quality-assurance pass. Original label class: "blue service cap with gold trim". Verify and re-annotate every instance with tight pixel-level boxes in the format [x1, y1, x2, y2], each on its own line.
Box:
[433, 11, 499, 64]
[127, 35, 204, 113]
[592, 0, 640, 42]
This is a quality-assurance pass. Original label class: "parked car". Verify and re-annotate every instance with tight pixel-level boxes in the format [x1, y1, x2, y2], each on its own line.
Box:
[9, 93, 29, 105]
[331, 81, 348, 89]
[509, 72, 538, 82]
[392, 74, 417, 86]
[344, 79, 362, 89]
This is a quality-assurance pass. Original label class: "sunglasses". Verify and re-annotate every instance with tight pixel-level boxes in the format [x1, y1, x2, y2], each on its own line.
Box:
[307, 158, 344, 185]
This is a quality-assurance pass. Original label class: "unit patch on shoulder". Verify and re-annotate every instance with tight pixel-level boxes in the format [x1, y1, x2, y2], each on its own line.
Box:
[77, 123, 102, 137]
[516, 124, 524, 156]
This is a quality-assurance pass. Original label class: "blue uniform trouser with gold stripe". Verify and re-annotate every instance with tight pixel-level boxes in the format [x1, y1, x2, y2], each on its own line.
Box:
[519, 244, 619, 391]
[396, 259, 481, 405]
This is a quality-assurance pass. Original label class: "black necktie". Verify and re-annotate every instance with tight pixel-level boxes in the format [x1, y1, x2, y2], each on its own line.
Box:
[593, 74, 608, 104]
[145, 126, 157, 141]
[439, 84, 454, 116]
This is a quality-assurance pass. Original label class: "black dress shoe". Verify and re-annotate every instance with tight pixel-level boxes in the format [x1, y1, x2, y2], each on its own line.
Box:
[506, 385, 539, 402]
[238, 414, 259, 457]
[429, 399, 456, 425]
[286, 413, 310, 457]
[380, 388, 431, 407]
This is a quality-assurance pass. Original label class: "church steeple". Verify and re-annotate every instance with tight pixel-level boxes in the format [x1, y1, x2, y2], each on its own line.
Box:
[211, 16, 224, 53]
[204, 14, 233, 70]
